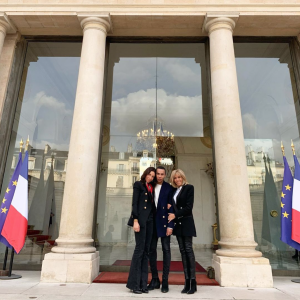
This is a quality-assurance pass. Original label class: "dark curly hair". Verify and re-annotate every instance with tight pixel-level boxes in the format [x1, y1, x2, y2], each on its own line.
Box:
[140, 167, 156, 185]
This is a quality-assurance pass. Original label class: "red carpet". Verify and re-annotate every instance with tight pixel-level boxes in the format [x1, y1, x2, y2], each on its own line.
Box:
[113, 260, 206, 273]
[93, 272, 219, 286]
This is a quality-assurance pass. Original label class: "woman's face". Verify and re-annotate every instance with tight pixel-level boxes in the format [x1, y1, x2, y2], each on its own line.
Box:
[145, 171, 155, 183]
[174, 173, 183, 187]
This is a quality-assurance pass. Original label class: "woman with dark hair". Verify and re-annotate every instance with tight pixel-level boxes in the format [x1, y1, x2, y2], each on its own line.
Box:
[126, 166, 156, 294]
[168, 169, 197, 294]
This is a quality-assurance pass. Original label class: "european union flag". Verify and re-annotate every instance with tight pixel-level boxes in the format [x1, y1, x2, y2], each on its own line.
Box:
[280, 155, 300, 250]
[0, 152, 23, 248]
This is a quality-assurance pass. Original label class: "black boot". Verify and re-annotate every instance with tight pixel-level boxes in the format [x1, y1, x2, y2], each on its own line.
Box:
[161, 278, 169, 293]
[133, 289, 142, 294]
[147, 278, 160, 290]
[187, 279, 197, 294]
[181, 279, 190, 293]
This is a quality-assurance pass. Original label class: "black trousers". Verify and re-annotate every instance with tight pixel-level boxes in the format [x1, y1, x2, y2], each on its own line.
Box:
[149, 221, 171, 280]
[176, 236, 196, 280]
[126, 214, 153, 290]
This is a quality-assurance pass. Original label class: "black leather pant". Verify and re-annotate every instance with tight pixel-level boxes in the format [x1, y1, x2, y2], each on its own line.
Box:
[176, 236, 196, 280]
[126, 214, 153, 290]
[149, 221, 171, 280]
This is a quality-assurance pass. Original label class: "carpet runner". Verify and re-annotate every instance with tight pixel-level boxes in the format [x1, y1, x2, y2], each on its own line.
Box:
[93, 272, 219, 286]
[112, 260, 206, 273]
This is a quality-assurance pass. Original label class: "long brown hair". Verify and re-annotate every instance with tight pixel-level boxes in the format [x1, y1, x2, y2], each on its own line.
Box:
[140, 167, 156, 185]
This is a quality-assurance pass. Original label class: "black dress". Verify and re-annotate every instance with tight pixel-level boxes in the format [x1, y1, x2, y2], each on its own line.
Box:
[126, 181, 154, 291]
[172, 184, 196, 280]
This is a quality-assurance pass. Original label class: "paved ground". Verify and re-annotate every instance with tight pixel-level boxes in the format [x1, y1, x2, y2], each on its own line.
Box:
[1, 271, 300, 300]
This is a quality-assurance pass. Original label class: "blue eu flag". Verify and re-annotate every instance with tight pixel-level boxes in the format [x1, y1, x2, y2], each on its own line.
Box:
[0, 152, 23, 248]
[280, 156, 300, 250]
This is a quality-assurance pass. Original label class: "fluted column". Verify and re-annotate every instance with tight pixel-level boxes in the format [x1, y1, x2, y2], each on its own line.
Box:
[0, 19, 9, 59]
[41, 16, 110, 283]
[205, 16, 273, 287]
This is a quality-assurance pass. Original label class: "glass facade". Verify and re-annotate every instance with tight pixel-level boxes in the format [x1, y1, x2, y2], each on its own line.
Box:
[236, 42, 300, 270]
[95, 43, 215, 267]
[1, 39, 300, 273]
[0, 42, 81, 266]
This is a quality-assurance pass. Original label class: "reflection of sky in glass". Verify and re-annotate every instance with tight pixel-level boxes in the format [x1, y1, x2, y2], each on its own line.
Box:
[236, 43, 300, 164]
[108, 44, 204, 152]
[16, 50, 80, 151]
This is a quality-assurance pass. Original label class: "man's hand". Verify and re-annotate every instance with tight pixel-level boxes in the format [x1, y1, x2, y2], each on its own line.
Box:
[166, 228, 173, 236]
[168, 213, 175, 223]
[167, 204, 171, 209]
[133, 220, 140, 232]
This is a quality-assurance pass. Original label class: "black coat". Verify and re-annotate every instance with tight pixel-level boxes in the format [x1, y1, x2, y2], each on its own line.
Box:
[172, 184, 196, 237]
[131, 181, 153, 227]
[154, 181, 174, 237]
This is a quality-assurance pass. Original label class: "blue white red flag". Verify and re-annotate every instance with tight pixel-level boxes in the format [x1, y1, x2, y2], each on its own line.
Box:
[2, 151, 28, 253]
[292, 154, 300, 244]
[280, 156, 300, 250]
[0, 152, 23, 248]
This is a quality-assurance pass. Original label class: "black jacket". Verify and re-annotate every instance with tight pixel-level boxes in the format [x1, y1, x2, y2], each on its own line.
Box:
[154, 181, 174, 237]
[131, 181, 153, 227]
[172, 184, 196, 237]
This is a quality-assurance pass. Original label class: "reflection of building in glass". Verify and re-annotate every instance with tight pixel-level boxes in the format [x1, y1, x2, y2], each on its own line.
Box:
[245, 145, 284, 252]
[1, 144, 69, 264]
[246, 145, 284, 186]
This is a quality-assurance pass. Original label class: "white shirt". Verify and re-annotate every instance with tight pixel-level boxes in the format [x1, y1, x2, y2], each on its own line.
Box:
[154, 184, 162, 207]
[173, 186, 182, 204]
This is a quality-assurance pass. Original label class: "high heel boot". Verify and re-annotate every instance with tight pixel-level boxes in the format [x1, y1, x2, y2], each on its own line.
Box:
[181, 279, 190, 293]
[147, 278, 160, 290]
[187, 279, 197, 294]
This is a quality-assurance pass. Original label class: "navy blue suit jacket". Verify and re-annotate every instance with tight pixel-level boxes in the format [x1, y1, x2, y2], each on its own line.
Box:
[154, 181, 174, 237]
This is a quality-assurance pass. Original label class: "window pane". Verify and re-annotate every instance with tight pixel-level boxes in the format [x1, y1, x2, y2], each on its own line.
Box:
[0, 42, 81, 266]
[236, 42, 300, 270]
[96, 43, 215, 267]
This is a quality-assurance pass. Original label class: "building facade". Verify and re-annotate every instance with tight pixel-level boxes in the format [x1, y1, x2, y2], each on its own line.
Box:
[1, 0, 300, 288]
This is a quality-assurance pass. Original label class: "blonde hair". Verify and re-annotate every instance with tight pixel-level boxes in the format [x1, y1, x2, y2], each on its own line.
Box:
[169, 169, 188, 188]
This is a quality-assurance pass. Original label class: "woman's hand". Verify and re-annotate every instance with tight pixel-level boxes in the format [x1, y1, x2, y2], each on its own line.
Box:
[167, 204, 171, 210]
[168, 213, 175, 223]
[133, 220, 140, 232]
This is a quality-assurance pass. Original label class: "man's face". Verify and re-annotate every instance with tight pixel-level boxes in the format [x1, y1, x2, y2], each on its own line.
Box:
[156, 168, 166, 184]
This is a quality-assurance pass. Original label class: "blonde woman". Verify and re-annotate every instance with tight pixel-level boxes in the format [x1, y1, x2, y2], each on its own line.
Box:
[168, 169, 197, 294]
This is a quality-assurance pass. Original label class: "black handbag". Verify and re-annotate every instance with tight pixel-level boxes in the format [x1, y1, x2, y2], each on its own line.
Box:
[127, 213, 134, 227]
[207, 266, 215, 279]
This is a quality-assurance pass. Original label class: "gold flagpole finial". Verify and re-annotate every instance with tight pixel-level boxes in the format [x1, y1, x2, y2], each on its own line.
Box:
[19, 138, 24, 152]
[281, 141, 285, 156]
[25, 136, 30, 151]
[291, 139, 296, 156]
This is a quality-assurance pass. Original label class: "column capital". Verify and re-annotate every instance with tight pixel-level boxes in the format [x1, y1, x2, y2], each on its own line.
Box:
[78, 15, 111, 35]
[203, 13, 239, 35]
[0, 13, 17, 35]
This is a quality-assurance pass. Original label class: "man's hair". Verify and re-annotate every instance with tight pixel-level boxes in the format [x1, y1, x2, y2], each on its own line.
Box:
[156, 166, 166, 174]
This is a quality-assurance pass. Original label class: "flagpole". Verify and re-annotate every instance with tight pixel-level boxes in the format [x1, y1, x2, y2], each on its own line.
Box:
[2, 247, 8, 271]
[8, 247, 14, 277]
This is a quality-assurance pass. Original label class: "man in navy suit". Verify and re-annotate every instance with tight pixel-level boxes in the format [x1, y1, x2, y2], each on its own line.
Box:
[147, 166, 174, 293]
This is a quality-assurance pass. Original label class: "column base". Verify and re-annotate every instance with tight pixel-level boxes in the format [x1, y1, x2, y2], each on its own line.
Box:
[212, 254, 273, 287]
[41, 251, 100, 284]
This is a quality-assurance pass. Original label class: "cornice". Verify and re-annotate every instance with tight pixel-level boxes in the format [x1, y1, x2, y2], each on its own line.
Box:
[2, 4, 300, 13]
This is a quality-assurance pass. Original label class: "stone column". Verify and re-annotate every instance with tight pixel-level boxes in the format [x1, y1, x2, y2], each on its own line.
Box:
[205, 16, 273, 287]
[41, 16, 110, 284]
[0, 20, 9, 58]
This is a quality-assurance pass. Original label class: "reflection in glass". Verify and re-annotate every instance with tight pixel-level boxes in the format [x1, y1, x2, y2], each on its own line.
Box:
[0, 42, 81, 266]
[236, 43, 300, 270]
[96, 44, 216, 267]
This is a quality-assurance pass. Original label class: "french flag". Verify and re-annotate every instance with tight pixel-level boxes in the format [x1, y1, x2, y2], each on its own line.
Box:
[1, 151, 28, 253]
[292, 154, 300, 244]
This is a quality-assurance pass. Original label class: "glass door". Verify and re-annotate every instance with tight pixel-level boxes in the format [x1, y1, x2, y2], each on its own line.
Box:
[95, 43, 215, 268]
